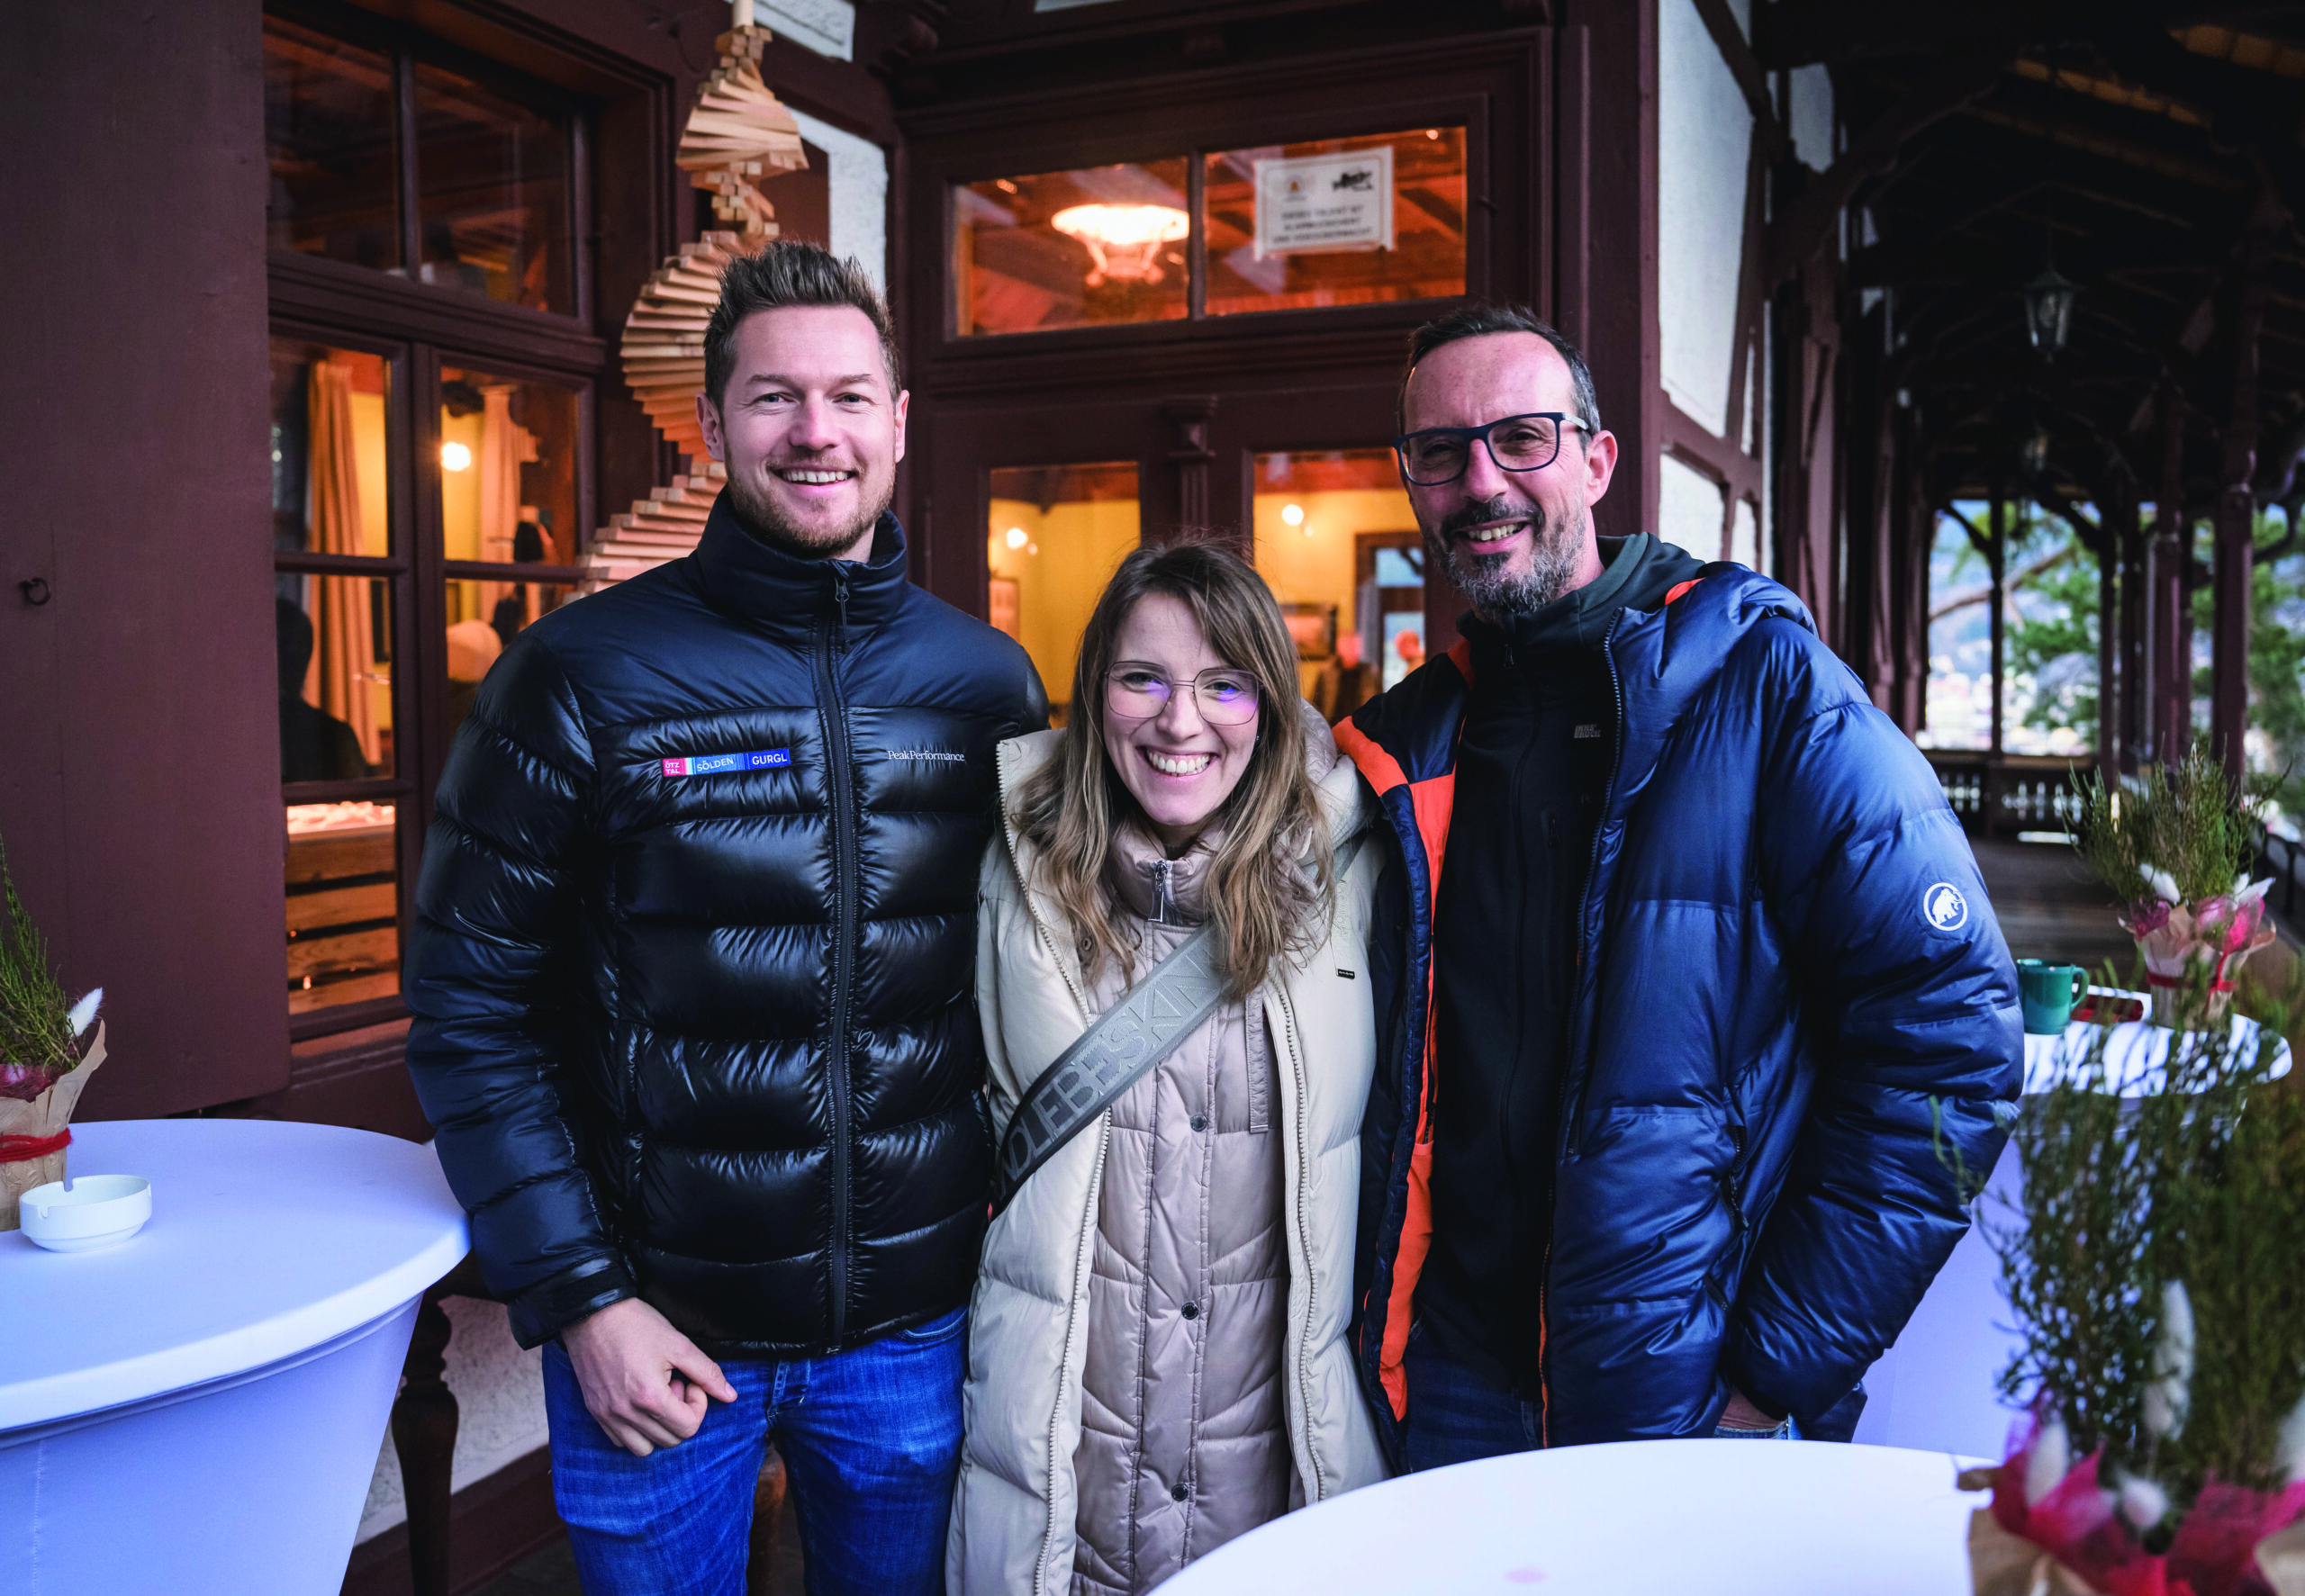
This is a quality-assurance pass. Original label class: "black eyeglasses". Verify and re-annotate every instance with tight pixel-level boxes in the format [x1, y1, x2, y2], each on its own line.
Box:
[1390, 412, 1589, 486]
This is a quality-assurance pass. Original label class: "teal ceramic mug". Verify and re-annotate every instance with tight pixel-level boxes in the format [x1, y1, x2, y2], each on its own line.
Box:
[2016, 959, 2087, 1035]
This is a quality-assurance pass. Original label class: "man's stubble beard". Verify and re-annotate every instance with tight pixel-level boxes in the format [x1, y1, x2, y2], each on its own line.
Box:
[723, 462, 894, 561]
[1425, 492, 1586, 618]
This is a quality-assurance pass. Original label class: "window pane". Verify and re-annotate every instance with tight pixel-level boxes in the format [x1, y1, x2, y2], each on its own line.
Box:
[1252, 450, 1420, 695]
[286, 801, 399, 1014]
[273, 338, 392, 558]
[264, 17, 401, 273]
[442, 581, 574, 741]
[415, 63, 570, 311]
[1206, 128, 1466, 317]
[277, 575, 395, 780]
[438, 368, 578, 564]
[987, 464, 1141, 721]
[1920, 508, 1993, 752]
[956, 163, 1189, 336]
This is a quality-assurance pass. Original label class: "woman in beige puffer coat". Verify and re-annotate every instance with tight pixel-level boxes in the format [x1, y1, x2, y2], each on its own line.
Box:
[950, 542, 1388, 1596]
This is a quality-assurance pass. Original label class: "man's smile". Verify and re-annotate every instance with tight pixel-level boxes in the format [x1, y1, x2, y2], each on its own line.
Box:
[773, 466, 856, 486]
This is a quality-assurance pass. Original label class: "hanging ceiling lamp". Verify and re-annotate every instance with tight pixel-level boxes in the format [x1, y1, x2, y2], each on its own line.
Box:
[2024, 266, 2075, 361]
[1050, 203, 1189, 287]
[2020, 421, 2051, 479]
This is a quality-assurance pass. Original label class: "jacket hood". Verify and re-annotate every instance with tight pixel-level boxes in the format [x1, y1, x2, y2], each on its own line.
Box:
[686, 494, 909, 642]
[1606, 562, 1819, 807]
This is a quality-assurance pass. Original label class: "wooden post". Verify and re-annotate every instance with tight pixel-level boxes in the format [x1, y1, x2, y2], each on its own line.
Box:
[1986, 488, 2006, 832]
[391, 1292, 459, 1596]
[2097, 502, 2119, 783]
[1988, 490, 2006, 760]
[2150, 385, 2189, 766]
[1161, 395, 1218, 537]
[2114, 480, 2145, 774]
[2210, 197, 2279, 778]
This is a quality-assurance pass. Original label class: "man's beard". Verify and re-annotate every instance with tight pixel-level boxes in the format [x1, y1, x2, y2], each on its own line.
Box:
[723, 463, 892, 561]
[1424, 493, 1586, 618]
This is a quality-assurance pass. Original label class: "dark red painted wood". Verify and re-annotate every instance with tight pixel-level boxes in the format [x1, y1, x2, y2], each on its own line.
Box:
[0, 3, 286, 1117]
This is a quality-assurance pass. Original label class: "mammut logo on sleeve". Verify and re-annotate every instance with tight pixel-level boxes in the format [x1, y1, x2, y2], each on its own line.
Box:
[1921, 882, 1970, 932]
[890, 749, 967, 764]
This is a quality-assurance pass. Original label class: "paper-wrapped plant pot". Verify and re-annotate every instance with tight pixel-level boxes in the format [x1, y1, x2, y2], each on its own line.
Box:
[0, 1021, 104, 1232]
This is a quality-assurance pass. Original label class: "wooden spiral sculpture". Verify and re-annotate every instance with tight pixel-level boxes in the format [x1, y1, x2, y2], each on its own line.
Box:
[583, 20, 806, 590]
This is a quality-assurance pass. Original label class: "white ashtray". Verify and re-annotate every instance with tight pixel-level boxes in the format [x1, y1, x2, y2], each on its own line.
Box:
[19, 1174, 152, 1252]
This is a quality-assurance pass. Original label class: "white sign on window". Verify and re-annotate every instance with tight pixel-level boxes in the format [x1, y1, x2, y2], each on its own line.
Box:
[1252, 146, 1394, 259]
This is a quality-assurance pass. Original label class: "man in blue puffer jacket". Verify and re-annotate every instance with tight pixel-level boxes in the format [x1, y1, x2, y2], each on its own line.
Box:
[1337, 305, 2021, 1468]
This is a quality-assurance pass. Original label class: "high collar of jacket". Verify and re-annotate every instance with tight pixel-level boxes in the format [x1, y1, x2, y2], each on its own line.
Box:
[688, 494, 909, 641]
[1460, 534, 1707, 672]
[1104, 819, 1223, 925]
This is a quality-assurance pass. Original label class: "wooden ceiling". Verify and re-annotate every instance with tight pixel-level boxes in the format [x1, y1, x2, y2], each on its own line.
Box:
[1768, 4, 2305, 519]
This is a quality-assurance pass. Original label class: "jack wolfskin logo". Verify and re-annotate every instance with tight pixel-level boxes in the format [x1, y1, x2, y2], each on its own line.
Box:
[1921, 882, 1969, 932]
[1573, 724, 1603, 740]
[662, 750, 790, 776]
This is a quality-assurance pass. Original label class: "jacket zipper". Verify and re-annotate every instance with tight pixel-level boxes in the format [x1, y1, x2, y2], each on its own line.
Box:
[1534, 613, 1629, 1437]
[1270, 980, 1328, 1503]
[1152, 857, 1176, 925]
[817, 565, 858, 1348]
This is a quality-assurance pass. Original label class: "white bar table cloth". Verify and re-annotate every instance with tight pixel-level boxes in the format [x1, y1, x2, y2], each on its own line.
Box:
[0, 1119, 468, 1595]
[1155, 1439, 1990, 1594]
[1855, 1000, 2291, 1457]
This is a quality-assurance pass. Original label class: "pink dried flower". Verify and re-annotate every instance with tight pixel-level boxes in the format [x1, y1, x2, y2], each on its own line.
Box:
[0, 1059, 64, 1104]
[2123, 898, 2173, 936]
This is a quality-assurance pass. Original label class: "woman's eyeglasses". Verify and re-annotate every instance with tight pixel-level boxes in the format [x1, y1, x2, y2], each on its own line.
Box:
[1105, 666, 1261, 726]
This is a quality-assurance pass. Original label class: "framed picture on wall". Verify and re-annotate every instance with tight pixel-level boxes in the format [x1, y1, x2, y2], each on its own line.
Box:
[989, 576, 1021, 641]
[1281, 601, 1337, 660]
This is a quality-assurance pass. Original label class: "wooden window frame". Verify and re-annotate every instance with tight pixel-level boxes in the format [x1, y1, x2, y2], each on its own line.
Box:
[266, 2, 608, 1043]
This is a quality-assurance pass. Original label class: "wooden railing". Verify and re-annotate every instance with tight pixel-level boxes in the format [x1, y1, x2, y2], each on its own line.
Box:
[1921, 750, 2090, 838]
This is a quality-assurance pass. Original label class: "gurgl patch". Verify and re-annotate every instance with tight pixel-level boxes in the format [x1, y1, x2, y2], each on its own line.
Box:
[662, 750, 791, 776]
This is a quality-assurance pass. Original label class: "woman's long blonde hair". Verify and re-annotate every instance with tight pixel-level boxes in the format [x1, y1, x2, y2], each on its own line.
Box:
[1011, 538, 1333, 1001]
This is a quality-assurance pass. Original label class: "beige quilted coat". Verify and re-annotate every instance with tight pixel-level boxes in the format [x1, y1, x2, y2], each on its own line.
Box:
[949, 718, 1389, 1596]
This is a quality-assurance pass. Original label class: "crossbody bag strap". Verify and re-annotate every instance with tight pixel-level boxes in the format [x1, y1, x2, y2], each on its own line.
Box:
[990, 830, 1369, 1216]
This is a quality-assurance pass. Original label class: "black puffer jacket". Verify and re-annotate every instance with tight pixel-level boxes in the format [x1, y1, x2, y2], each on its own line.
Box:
[404, 503, 1045, 1356]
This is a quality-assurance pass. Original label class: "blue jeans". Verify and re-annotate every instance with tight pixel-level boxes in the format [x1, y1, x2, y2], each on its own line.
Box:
[1397, 1323, 1795, 1471]
[542, 1306, 969, 1596]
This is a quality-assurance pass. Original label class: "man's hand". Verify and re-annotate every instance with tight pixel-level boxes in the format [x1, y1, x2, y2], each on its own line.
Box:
[1718, 1385, 1783, 1432]
[561, 1298, 738, 1456]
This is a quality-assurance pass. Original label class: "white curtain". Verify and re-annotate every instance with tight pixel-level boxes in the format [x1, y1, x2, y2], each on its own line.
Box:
[305, 360, 382, 769]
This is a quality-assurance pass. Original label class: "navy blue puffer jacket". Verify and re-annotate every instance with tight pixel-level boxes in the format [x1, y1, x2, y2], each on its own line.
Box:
[404, 504, 1044, 1356]
[1336, 564, 2020, 1453]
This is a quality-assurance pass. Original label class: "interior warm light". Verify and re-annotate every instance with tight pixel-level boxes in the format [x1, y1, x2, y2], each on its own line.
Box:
[1280, 503, 1305, 526]
[440, 440, 474, 473]
[1050, 203, 1189, 287]
[1005, 527, 1028, 549]
[1027, 542, 1039, 555]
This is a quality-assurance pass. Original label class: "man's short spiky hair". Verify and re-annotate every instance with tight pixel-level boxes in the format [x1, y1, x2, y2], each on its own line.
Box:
[703, 241, 899, 409]
[1397, 302, 1602, 439]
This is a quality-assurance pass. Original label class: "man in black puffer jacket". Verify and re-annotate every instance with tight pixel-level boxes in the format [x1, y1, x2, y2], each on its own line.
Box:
[404, 243, 1043, 1594]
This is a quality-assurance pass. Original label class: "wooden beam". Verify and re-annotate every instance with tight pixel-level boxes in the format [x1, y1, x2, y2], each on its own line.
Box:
[1688, 0, 1787, 158]
[1762, 42, 2018, 292]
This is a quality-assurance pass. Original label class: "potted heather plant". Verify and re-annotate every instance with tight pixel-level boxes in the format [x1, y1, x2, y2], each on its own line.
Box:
[1946, 964, 2305, 1596]
[2073, 744, 2279, 1023]
[1, 837, 104, 1231]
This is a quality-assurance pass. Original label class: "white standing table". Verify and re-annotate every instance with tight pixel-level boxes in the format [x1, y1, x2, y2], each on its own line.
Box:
[0, 1119, 468, 1595]
[1156, 1440, 1989, 1594]
[1854, 1003, 2291, 1458]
